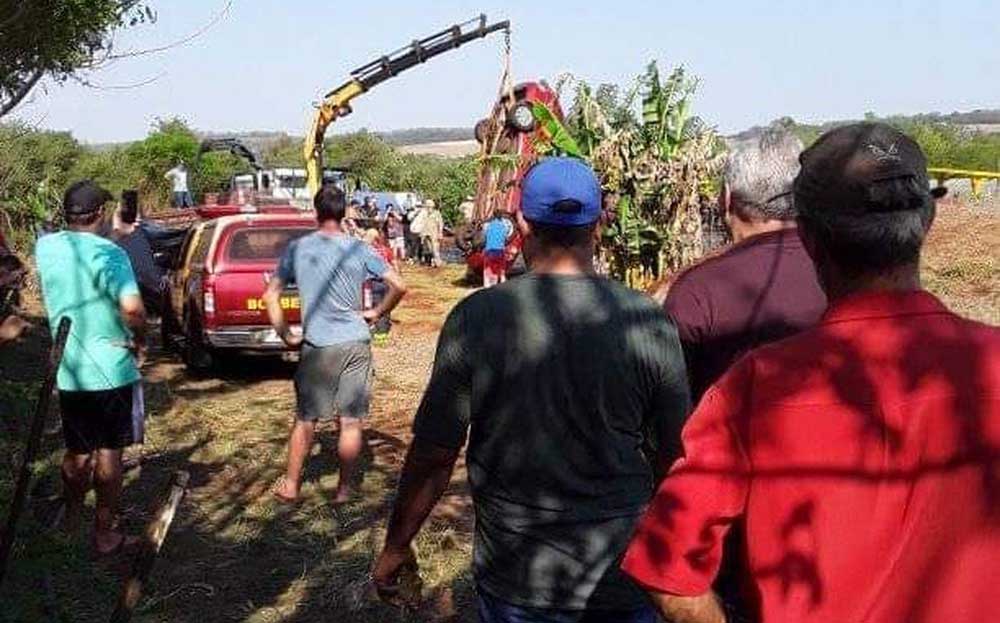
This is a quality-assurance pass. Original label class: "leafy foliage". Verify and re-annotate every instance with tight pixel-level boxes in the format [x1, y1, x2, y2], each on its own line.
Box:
[0, 1, 155, 116]
[764, 115, 1000, 172]
[550, 62, 724, 286]
[0, 123, 83, 248]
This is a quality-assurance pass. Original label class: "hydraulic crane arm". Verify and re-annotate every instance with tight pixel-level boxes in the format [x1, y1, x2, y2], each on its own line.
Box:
[197, 138, 263, 171]
[304, 14, 510, 196]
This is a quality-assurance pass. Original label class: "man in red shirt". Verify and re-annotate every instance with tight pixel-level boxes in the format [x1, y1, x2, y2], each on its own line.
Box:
[622, 122, 1000, 623]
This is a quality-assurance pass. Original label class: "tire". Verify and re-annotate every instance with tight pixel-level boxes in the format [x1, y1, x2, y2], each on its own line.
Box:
[474, 118, 491, 144]
[507, 101, 536, 133]
[182, 310, 214, 374]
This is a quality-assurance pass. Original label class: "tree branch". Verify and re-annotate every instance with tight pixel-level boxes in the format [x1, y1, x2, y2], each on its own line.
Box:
[0, 68, 44, 119]
[100, 0, 233, 62]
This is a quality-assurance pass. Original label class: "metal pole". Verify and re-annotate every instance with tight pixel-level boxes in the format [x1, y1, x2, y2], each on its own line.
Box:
[0, 316, 71, 588]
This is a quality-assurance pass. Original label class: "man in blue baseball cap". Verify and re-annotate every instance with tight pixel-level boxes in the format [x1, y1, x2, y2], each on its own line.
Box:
[373, 157, 690, 622]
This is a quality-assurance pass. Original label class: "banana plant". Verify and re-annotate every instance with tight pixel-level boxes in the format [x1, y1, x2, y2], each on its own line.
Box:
[537, 62, 722, 287]
[531, 102, 583, 158]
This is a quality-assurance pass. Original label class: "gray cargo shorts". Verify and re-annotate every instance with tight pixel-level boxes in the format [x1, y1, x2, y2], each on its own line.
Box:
[294, 340, 373, 421]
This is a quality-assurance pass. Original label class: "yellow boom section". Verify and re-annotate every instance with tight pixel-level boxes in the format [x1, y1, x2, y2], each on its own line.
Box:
[928, 167, 1000, 199]
[304, 80, 365, 198]
[301, 15, 510, 198]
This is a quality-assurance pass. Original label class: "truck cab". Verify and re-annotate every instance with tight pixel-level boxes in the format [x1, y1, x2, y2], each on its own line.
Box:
[169, 213, 317, 371]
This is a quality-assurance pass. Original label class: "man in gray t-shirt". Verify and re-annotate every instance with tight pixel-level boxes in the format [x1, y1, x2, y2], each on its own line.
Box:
[265, 186, 407, 504]
[372, 158, 690, 621]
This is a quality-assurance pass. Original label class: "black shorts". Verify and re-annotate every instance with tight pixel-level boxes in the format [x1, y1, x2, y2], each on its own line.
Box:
[59, 383, 144, 453]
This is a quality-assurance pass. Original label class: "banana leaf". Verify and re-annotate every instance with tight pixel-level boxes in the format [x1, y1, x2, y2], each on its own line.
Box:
[532, 103, 583, 158]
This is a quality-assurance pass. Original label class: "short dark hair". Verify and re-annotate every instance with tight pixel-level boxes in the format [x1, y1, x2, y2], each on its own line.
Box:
[796, 176, 934, 277]
[527, 220, 595, 249]
[314, 186, 347, 223]
[63, 180, 111, 226]
[66, 210, 104, 226]
[120, 189, 139, 225]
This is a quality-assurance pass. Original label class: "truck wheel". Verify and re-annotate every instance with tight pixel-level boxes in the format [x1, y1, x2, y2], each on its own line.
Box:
[182, 314, 214, 374]
[474, 118, 491, 144]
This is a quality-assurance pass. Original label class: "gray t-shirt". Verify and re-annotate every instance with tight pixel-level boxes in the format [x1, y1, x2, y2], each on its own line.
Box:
[276, 231, 387, 346]
[413, 273, 690, 610]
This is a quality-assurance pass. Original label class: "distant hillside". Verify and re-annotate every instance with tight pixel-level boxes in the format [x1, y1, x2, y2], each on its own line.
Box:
[731, 108, 1000, 141]
[398, 140, 479, 157]
[85, 108, 998, 154]
[379, 127, 473, 146]
[89, 126, 476, 154]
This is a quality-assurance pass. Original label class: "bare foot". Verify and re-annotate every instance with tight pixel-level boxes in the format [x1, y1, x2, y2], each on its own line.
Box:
[94, 531, 139, 557]
[0, 315, 29, 344]
[272, 476, 299, 504]
[333, 486, 354, 505]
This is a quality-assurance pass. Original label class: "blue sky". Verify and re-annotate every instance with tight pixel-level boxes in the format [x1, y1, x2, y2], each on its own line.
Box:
[12, 0, 999, 143]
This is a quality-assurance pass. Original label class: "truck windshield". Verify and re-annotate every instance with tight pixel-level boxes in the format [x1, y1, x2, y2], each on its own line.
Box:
[226, 228, 311, 261]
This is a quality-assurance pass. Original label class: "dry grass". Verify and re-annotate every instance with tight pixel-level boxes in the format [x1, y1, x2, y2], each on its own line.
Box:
[1, 264, 477, 623]
[922, 202, 999, 324]
[1, 205, 996, 622]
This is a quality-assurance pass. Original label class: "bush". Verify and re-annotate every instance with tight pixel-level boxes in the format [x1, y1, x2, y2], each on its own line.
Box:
[0, 124, 83, 250]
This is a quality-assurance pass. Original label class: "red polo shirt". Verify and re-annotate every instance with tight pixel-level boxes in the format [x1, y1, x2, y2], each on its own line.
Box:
[622, 290, 1000, 623]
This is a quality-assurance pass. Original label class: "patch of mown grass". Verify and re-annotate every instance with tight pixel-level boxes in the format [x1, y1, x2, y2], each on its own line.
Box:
[0, 379, 122, 622]
[922, 205, 1000, 324]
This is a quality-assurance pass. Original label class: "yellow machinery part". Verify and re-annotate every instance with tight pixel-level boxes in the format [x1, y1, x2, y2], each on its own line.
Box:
[304, 80, 366, 198]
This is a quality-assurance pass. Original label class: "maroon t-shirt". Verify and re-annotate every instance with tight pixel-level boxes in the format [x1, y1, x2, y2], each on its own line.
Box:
[665, 228, 826, 402]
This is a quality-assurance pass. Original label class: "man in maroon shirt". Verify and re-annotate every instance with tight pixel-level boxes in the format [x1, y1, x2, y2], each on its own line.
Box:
[622, 122, 999, 623]
[665, 128, 826, 403]
[664, 129, 827, 617]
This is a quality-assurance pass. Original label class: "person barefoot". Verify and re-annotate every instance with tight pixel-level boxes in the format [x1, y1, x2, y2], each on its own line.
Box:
[36, 181, 148, 558]
[265, 187, 406, 507]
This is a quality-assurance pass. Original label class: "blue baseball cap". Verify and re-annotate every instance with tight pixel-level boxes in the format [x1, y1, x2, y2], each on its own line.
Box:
[521, 157, 602, 227]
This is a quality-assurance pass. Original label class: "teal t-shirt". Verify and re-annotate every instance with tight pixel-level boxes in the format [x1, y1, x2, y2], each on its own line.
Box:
[35, 231, 141, 391]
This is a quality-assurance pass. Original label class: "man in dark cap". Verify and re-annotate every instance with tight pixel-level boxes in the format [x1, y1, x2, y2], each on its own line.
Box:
[35, 180, 147, 555]
[622, 123, 1000, 623]
[373, 157, 690, 622]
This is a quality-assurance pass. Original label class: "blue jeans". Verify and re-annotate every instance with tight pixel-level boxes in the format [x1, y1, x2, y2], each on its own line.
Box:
[173, 191, 193, 208]
[477, 589, 657, 623]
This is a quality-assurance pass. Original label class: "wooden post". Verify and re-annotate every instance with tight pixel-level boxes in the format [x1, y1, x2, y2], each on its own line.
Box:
[109, 470, 190, 623]
[0, 317, 71, 589]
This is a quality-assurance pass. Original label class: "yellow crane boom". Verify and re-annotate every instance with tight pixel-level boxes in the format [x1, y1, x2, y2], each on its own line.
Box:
[304, 15, 510, 197]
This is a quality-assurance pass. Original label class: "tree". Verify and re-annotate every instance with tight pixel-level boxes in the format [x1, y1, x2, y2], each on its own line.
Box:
[0, 1, 154, 118]
[0, 123, 84, 248]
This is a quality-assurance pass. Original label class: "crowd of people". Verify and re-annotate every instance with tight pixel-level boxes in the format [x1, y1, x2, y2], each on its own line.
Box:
[341, 195, 447, 269]
[21, 122, 1000, 622]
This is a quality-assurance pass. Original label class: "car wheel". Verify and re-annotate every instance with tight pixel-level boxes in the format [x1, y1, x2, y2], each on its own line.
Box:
[507, 101, 536, 133]
[182, 312, 214, 374]
[474, 118, 492, 144]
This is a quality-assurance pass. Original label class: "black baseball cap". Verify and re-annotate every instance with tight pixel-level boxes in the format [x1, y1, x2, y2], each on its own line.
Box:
[794, 122, 946, 215]
[63, 180, 113, 216]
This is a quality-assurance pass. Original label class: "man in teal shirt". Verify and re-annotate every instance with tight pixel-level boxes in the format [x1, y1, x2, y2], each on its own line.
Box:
[35, 180, 147, 555]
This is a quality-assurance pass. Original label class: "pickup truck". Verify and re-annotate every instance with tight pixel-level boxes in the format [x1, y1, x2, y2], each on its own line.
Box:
[168, 212, 316, 371]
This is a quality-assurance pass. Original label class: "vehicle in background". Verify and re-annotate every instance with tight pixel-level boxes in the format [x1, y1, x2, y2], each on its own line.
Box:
[457, 81, 565, 279]
[193, 137, 348, 207]
[167, 213, 316, 372]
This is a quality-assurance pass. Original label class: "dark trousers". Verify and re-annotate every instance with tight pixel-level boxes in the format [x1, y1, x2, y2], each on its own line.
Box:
[476, 589, 657, 623]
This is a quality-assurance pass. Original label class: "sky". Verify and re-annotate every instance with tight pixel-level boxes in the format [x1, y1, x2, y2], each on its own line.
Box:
[11, 0, 999, 143]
